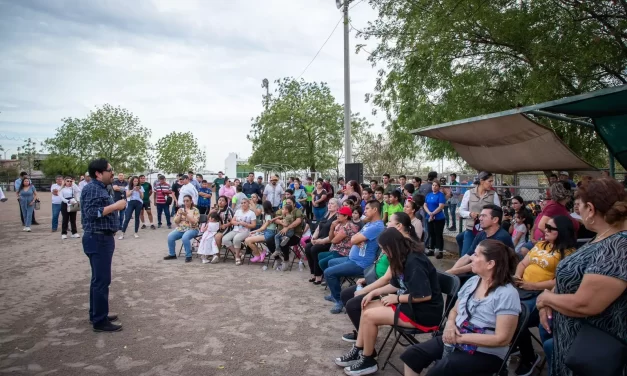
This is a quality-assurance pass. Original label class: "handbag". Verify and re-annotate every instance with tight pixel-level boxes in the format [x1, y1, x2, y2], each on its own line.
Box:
[565, 322, 627, 376]
[364, 264, 378, 285]
[34, 199, 41, 210]
[516, 287, 541, 301]
[68, 201, 80, 212]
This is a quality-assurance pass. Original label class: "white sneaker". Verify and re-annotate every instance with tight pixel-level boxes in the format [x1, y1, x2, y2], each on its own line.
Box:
[202, 259, 209, 264]
[210, 255, 219, 264]
[71, 233, 80, 238]
[25, 227, 31, 232]
[23, 227, 28, 231]
[133, 233, 139, 239]
[61, 234, 68, 240]
[118, 234, 124, 240]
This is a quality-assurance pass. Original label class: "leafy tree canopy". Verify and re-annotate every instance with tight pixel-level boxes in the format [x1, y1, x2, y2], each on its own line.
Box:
[42, 104, 152, 176]
[155, 131, 206, 174]
[360, 0, 627, 166]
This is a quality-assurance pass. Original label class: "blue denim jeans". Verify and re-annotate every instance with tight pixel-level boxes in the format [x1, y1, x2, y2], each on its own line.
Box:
[156, 203, 171, 226]
[448, 203, 457, 228]
[274, 229, 294, 249]
[51, 203, 62, 230]
[456, 230, 477, 257]
[544, 338, 554, 375]
[263, 229, 277, 244]
[168, 229, 200, 258]
[122, 200, 142, 233]
[422, 213, 430, 247]
[313, 206, 327, 221]
[318, 251, 343, 272]
[324, 257, 364, 302]
[443, 204, 450, 227]
[82, 232, 115, 325]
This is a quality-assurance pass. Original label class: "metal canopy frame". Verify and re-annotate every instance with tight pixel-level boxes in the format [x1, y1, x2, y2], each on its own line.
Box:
[410, 85, 627, 175]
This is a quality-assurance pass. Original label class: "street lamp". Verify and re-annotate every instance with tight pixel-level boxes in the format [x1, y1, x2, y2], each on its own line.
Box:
[2, 148, 11, 160]
[336, 0, 352, 163]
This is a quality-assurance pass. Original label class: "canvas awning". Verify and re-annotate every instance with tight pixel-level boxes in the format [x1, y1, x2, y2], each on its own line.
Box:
[411, 85, 627, 174]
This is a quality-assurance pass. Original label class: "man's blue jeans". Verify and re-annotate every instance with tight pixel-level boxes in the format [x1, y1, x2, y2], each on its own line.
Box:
[456, 230, 476, 257]
[318, 251, 343, 272]
[156, 203, 171, 226]
[168, 229, 200, 258]
[82, 232, 115, 325]
[51, 203, 62, 230]
[118, 208, 125, 229]
[324, 257, 364, 302]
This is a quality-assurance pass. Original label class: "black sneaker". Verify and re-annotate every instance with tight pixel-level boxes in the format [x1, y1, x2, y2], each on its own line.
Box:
[426, 249, 435, 256]
[158, 224, 162, 228]
[343, 354, 378, 375]
[342, 330, 357, 343]
[335, 346, 362, 367]
[435, 251, 444, 259]
[163, 255, 177, 260]
[93, 321, 123, 332]
[141, 224, 147, 229]
[515, 354, 540, 376]
[185, 257, 192, 263]
[448, 226, 456, 231]
[150, 225, 156, 230]
[90, 314, 118, 324]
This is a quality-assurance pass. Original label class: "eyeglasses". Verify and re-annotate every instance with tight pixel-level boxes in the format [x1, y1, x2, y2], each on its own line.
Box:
[65, 180, 72, 183]
[105, 168, 113, 173]
[545, 224, 558, 232]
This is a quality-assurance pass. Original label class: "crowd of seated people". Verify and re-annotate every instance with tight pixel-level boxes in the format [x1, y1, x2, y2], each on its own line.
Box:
[156, 170, 624, 376]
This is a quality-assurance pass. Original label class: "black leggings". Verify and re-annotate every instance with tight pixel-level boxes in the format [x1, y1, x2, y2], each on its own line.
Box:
[61, 203, 77, 235]
[304, 201, 313, 220]
[401, 335, 503, 376]
[305, 241, 331, 276]
[428, 219, 446, 251]
[341, 285, 366, 330]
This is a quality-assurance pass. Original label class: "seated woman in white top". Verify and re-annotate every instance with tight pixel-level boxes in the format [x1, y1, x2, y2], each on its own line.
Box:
[222, 198, 257, 265]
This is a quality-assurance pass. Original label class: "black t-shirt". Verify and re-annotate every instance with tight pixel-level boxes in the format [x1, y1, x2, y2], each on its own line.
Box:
[501, 220, 512, 233]
[313, 189, 328, 208]
[112, 179, 128, 201]
[171, 182, 182, 199]
[316, 213, 337, 238]
[390, 252, 444, 326]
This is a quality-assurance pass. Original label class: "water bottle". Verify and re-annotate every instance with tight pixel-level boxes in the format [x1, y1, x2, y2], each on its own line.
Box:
[442, 343, 455, 358]
[355, 283, 363, 291]
[298, 260, 304, 272]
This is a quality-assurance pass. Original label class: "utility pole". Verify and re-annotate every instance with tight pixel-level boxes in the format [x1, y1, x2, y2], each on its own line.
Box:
[337, 0, 352, 163]
[262, 78, 270, 110]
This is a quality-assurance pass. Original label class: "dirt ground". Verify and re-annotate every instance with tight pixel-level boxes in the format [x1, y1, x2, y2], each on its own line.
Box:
[0, 193, 542, 376]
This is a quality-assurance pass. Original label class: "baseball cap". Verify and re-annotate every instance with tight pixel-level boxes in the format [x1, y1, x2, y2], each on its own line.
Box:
[338, 206, 353, 216]
[158, 174, 165, 179]
[559, 171, 569, 176]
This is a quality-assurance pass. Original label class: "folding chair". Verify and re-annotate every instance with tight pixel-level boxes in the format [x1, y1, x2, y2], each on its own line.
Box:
[288, 243, 306, 270]
[487, 303, 531, 376]
[378, 271, 461, 374]
[177, 214, 207, 257]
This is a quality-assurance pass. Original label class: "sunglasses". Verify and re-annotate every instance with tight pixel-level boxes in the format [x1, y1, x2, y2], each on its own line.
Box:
[545, 224, 558, 232]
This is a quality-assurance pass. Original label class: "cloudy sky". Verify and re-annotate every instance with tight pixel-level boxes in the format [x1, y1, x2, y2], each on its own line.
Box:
[0, 0, 384, 171]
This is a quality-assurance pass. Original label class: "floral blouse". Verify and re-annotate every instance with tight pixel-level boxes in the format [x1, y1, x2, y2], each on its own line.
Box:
[330, 222, 359, 256]
[174, 207, 200, 232]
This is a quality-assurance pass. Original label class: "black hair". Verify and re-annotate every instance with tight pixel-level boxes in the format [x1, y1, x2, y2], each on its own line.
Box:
[383, 173, 390, 178]
[202, 180, 207, 183]
[391, 211, 419, 241]
[139, 174, 145, 178]
[390, 190, 401, 202]
[208, 211, 220, 222]
[378, 228, 423, 277]
[363, 187, 373, 195]
[375, 186, 384, 193]
[404, 183, 415, 194]
[88, 158, 109, 180]
[450, 173, 457, 178]
[405, 200, 419, 215]
[285, 196, 297, 206]
[316, 178, 324, 183]
[188, 171, 194, 174]
[399, 174, 406, 179]
[18, 177, 31, 191]
[412, 193, 425, 207]
[414, 176, 422, 183]
[370, 180, 378, 185]
[352, 205, 363, 217]
[548, 215, 577, 259]
[477, 239, 518, 294]
[512, 195, 525, 205]
[550, 173, 558, 179]
[236, 185, 243, 192]
[182, 194, 195, 208]
[248, 172, 254, 176]
[128, 176, 140, 190]
[262, 200, 273, 215]
[197, 174, 203, 178]
[20, 171, 28, 177]
[285, 188, 294, 195]
[338, 177, 345, 183]
[482, 204, 503, 225]
[427, 171, 437, 181]
[366, 199, 382, 216]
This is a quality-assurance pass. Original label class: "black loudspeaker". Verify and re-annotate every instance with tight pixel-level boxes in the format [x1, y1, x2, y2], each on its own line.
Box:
[345, 163, 364, 183]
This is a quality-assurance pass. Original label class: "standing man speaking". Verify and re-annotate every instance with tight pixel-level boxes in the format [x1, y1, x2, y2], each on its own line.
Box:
[81, 158, 127, 332]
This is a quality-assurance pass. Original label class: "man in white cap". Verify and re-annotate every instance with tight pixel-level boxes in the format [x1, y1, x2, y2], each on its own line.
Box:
[559, 171, 576, 188]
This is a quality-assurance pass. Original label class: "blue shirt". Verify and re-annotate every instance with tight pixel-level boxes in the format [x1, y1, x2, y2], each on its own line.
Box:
[425, 191, 447, 220]
[81, 180, 119, 233]
[197, 188, 212, 207]
[279, 200, 303, 210]
[190, 179, 201, 190]
[349, 220, 385, 269]
[242, 181, 261, 197]
[467, 227, 515, 256]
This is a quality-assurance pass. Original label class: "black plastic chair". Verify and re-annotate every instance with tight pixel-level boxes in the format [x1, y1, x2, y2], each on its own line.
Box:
[177, 214, 207, 257]
[378, 271, 461, 374]
[487, 302, 531, 376]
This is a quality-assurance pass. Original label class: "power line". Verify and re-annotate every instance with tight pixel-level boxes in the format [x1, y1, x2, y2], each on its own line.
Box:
[297, 15, 344, 79]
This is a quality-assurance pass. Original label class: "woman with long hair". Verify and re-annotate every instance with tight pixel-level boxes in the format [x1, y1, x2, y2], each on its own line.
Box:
[18, 177, 37, 232]
[533, 182, 578, 242]
[401, 240, 521, 376]
[312, 180, 329, 221]
[305, 198, 339, 283]
[119, 176, 144, 240]
[222, 197, 257, 265]
[512, 215, 577, 376]
[424, 180, 447, 258]
[537, 178, 626, 376]
[341, 180, 362, 206]
[60, 176, 80, 239]
[245, 200, 276, 263]
[335, 228, 443, 374]
[214, 195, 235, 252]
[219, 179, 236, 205]
[163, 194, 200, 263]
[404, 200, 424, 240]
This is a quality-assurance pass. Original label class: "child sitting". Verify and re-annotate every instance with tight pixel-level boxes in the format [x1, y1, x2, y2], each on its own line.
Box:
[197, 212, 221, 264]
[273, 204, 295, 253]
[511, 213, 528, 256]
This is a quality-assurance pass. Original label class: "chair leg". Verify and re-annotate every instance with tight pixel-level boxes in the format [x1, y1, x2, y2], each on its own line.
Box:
[380, 331, 402, 371]
[377, 327, 394, 356]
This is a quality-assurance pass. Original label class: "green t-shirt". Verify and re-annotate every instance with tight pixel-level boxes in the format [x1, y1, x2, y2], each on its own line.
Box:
[213, 178, 225, 195]
[304, 184, 315, 202]
[141, 182, 152, 203]
[375, 254, 389, 279]
[385, 203, 404, 218]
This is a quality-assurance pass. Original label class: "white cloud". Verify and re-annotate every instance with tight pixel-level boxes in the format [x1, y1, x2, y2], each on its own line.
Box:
[0, 0, 384, 170]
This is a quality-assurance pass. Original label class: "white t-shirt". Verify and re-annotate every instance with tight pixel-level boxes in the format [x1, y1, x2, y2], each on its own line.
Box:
[233, 209, 256, 232]
[512, 223, 527, 250]
[51, 184, 63, 204]
[178, 183, 198, 206]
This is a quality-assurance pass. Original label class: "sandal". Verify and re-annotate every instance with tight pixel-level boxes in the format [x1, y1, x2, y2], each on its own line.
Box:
[308, 277, 316, 283]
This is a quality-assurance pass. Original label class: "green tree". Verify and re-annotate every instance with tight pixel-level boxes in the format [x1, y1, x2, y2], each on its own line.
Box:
[360, 0, 627, 166]
[248, 78, 372, 173]
[154, 131, 206, 174]
[19, 138, 43, 176]
[42, 104, 152, 176]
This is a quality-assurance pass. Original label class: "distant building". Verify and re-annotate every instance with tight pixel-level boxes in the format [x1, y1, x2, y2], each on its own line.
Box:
[224, 153, 263, 180]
